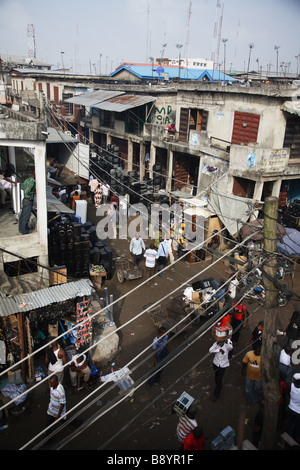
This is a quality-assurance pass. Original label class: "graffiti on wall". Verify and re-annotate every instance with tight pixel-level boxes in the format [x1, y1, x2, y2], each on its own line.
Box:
[153, 105, 175, 125]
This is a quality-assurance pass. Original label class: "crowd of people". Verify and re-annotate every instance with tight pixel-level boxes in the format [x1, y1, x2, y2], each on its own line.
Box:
[147, 300, 300, 449]
[14, 160, 300, 450]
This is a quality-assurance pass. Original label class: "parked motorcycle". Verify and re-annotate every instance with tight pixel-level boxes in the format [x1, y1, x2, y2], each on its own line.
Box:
[240, 271, 288, 307]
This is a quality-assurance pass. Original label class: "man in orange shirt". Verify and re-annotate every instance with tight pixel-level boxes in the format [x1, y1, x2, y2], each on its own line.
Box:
[242, 343, 263, 405]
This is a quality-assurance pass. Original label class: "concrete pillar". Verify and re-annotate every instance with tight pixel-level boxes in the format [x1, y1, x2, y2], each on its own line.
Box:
[196, 157, 204, 196]
[166, 149, 173, 193]
[128, 140, 133, 172]
[34, 141, 49, 278]
[149, 143, 156, 179]
[140, 144, 146, 180]
[250, 180, 264, 221]
[272, 178, 282, 198]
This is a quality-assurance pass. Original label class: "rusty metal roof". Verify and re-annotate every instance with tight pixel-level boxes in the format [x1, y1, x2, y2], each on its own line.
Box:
[93, 94, 156, 112]
[0, 279, 93, 317]
[65, 90, 125, 106]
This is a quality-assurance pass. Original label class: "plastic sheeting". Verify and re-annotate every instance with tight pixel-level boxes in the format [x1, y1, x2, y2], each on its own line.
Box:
[208, 187, 258, 236]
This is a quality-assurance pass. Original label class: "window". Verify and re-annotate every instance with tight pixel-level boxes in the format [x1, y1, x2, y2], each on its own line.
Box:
[231, 111, 260, 146]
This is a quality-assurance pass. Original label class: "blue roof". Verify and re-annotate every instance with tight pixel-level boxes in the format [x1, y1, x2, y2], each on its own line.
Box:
[110, 64, 236, 82]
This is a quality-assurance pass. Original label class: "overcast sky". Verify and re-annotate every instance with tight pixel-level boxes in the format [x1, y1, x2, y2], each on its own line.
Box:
[0, 0, 299, 75]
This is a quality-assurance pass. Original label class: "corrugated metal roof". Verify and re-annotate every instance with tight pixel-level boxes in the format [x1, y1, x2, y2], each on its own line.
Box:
[0, 279, 93, 317]
[46, 127, 78, 143]
[93, 94, 156, 112]
[110, 64, 237, 82]
[35, 186, 75, 214]
[65, 90, 125, 106]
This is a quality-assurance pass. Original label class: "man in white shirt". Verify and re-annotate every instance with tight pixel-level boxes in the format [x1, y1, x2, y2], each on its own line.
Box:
[88, 175, 100, 203]
[157, 237, 169, 277]
[129, 233, 146, 266]
[69, 354, 91, 392]
[144, 243, 158, 282]
[279, 346, 294, 384]
[102, 183, 110, 204]
[286, 373, 300, 442]
[209, 338, 233, 401]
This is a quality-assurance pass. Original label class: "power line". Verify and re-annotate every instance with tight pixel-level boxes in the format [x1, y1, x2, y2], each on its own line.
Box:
[19, 249, 263, 448]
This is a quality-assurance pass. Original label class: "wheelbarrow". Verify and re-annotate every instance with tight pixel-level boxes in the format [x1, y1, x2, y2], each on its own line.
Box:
[146, 303, 192, 334]
[115, 257, 143, 283]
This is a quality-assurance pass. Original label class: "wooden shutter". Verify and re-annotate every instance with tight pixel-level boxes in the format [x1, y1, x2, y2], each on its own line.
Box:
[179, 108, 189, 142]
[173, 154, 189, 187]
[231, 111, 260, 145]
[53, 86, 59, 104]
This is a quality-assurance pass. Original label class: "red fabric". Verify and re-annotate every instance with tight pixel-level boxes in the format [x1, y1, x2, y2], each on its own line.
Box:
[183, 432, 204, 450]
[219, 314, 231, 327]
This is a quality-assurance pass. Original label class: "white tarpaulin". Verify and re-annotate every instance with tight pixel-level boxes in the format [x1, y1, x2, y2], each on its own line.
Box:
[208, 187, 258, 236]
[68, 142, 89, 179]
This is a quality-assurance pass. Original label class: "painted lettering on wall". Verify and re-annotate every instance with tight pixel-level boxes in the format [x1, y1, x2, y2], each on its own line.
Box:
[154, 105, 174, 125]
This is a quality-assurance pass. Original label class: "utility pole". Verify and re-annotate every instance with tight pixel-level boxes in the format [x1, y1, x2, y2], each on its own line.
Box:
[260, 196, 281, 450]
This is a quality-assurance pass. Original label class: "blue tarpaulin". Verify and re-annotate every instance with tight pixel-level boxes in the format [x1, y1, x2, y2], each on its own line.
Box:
[277, 227, 300, 257]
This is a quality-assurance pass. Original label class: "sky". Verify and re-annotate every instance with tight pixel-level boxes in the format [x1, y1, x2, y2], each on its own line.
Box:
[0, 0, 299, 75]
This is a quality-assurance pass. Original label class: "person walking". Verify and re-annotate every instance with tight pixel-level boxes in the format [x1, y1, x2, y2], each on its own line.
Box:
[45, 340, 67, 385]
[164, 236, 175, 271]
[157, 237, 169, 276]
[94, 183, 103, 209]
[129, 233, 146, 266]
[286, 373, 300, 443]
[245, 321, 264, 348]
[231, 302, 247, 345]
[209, 338, 233, 401]
[176, 404, 199, 446]
[146, 327, 169, 388]
[242, 343, 264, 405]
[279, 346, 294, 384]
[144, 243, 158, 282]
[88, 175, 100, 203]
[45, 374, 66, 439]
[19, 171, 36, 234]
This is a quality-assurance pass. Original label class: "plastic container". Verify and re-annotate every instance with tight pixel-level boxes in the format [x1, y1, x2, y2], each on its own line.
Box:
[75, 199, 87, 224]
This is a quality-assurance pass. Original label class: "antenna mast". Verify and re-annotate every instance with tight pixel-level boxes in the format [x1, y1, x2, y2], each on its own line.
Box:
[216, 2, 224, 69]
[27, 24, 36, 59]
[146, 2, 150, 62]
[184, 1, 192, 61]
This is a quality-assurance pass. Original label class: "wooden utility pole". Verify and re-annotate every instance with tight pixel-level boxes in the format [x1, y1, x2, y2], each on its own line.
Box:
[260, 196, 281, 449]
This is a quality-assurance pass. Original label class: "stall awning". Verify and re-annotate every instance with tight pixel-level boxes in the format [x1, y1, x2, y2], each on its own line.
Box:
[0, 279, 93, 317]
[64, 90, 125, 107]
[93, 94, 156, 112]
[46, 127, 78, 143]
[33, 186, 74, 214]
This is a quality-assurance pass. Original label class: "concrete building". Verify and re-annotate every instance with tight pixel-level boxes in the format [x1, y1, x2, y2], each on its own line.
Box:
[4, 67, 300, 220]
[0, 106, 49, 287]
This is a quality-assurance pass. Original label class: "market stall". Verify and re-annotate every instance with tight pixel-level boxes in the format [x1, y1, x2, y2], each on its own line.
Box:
[0, 279, 93, 384]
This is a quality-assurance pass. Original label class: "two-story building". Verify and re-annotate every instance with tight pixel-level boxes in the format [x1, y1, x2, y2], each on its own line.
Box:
[6, 66, 300, 224]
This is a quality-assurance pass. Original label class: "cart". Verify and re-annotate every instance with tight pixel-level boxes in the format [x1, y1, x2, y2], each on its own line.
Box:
[176, 278, 221, 321]
[146, 303, 193, 334]
[115, 257, 143, 283]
